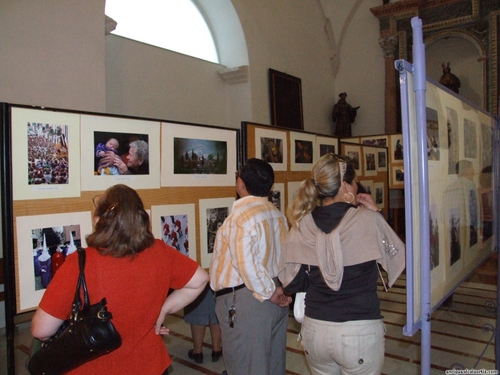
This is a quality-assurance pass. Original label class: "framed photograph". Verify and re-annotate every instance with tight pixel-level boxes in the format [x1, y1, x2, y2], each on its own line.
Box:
[391, 165, 405, 187]
[151, 204, 197, 262]
[359, 179, 374, 196]
[290, 131, 315, 171]
[162, 122, 238, 187]
[316, 135, 338, 158]
[361, 136, 388, 148]
[446, 107, 459, 175]
[463, 118, 477, 158]
[199, 197, 235, 268]
[342, 137, 360, 144]
[377, 148, 388, 172]
[81, 114, 161, 191]
[374, 182, 384, 209]
[16, 211, 93, 312]
[342, 143, 361, 173]
[390, 134, 404, 163]
[287, 180, 303, 210]
[269, 68, 303, 130]
[11, 107, 81, 200]
[362, 147, 378, 177]
[255, 127, 288, 171]
[426, 107, 440, 161]
[480, 122, 493, 171]
[268, 183, 285, 213]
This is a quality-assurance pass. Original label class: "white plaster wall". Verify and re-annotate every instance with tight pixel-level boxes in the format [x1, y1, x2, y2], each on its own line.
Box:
[231, 0, 337, 135]
[105, 35, 252, 129]
[321, 0, 386, 136]
[0, 0, 385, 134]
[0, 0, 106, 112]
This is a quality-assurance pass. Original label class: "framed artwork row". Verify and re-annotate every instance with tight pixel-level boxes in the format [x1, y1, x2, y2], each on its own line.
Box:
[342, 133, 403, 189]
[12, 106, 239, 201]
[241, 122, 389, 217]
[340, 142, 389, 216]
[398, 68, 496, 334]
[2, 104, 241, 313]
[241, 122, 341, 212]
[16, 196, 236, 312]
[242, 122, 340, 172]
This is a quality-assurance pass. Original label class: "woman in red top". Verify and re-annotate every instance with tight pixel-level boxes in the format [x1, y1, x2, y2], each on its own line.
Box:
[31, 184, 208, 374]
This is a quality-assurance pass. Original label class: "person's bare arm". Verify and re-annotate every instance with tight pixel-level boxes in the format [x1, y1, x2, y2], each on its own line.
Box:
[31, 308, 65, 341]
[154, 266, 209, 335]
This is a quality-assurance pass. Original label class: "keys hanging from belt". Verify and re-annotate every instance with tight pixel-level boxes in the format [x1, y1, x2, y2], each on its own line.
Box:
[228, 290, 237, 328]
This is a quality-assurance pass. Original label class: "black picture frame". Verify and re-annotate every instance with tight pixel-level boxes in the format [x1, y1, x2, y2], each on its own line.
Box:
[269, 68, 304, 130]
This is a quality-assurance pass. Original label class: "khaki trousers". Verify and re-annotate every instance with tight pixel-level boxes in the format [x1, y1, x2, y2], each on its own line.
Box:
[301, 317, 385, 375]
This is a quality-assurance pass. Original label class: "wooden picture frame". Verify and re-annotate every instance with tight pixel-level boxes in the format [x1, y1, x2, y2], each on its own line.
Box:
[16, 211, 92, 312]
[81, 114, 161, 191]
[151, 204, 197, 262]
[391, 165, 405, 187]
[12, 107, 81, 200]
[377, 148, 388, 172]
[316, 135, 338, 158]
[290, 131, 315, 171]
[361, 135, 388, 148]
[390, 134, 404, 163]
[342, 143, 361, 174]
[362, 146, 378, 177]
[269, 69, 303, 130]
[198, 197, 235, 268]
[269, 182, 285, 213]
[161, 122, 238, 187]
[287, 181, 302, 210]
[374, 182, 385, 209]
[254, 126, 288, 171]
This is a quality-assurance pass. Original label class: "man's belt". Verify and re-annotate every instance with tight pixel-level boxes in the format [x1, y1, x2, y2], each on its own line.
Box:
[214, 284, 245, 298]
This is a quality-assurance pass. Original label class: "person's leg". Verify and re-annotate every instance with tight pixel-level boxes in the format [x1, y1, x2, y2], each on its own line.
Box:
[185, 285, 213, 363]
[301, 317, 341, 375]
[217, 287, 286, 375]
[190, 324, 206, 353]
[269, 302, 289, 375]
[210, 322, 223, 362]
[336, 320, 385, 375]
[209, 323, 222, 351]
[188, 324, 206, 364]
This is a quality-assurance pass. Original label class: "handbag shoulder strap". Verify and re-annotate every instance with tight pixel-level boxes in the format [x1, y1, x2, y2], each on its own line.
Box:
[72, 248, 90, 315]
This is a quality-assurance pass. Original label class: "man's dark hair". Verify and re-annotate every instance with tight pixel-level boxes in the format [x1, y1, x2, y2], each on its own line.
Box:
[239, 158, 274, 197]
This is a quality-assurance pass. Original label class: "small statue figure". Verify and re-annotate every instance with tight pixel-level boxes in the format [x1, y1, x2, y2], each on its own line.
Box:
[439, 62, 461, 94]
[332, 92, 360, 138]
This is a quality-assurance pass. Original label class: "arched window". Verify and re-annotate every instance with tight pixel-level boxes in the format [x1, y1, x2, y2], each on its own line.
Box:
[105, 0, 219, 63]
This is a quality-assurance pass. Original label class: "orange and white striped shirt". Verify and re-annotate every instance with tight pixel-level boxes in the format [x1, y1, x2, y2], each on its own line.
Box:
[209, 195, 288, 302]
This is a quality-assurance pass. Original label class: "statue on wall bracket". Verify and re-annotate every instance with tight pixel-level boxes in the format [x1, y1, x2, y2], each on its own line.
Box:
[439, 62, 461, 94]
[332, 92, 360, 138]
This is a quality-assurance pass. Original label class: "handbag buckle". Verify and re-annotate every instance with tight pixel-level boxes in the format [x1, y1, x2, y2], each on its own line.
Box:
[98, 308, 110, 320]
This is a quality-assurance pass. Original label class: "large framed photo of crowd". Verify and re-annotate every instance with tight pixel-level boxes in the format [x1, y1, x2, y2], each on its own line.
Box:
[1, 104, 239, 315]
[11, 107, 81, 200]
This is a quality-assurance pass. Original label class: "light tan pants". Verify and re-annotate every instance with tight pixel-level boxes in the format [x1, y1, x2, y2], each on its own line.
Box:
[300, 317, 386, 375]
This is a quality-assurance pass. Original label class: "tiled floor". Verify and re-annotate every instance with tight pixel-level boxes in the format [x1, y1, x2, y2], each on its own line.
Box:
[1, 275, 497, 375]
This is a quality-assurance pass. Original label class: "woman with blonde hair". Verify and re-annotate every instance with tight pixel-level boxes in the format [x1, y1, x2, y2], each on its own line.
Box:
[31, 184, 208, 375]
[279, 154, 405, 375]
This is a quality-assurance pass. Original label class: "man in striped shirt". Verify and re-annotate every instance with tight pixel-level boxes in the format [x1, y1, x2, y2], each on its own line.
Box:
[209, 158, 291, 375]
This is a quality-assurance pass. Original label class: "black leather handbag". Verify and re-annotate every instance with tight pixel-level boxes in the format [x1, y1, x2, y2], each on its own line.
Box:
[28, 248, 122, 375]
